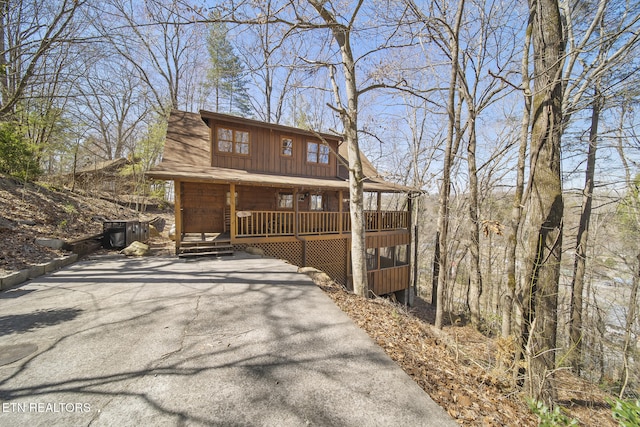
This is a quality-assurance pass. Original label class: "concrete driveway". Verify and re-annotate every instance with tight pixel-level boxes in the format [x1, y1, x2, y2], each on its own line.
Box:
[0, 253, 455, 426]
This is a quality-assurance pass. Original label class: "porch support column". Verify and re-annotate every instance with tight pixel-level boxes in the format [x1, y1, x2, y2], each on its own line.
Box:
[174, 180, 182, 252]
[229, 183, 236, 241]
[377, 191, 382, 232]
[294, 188, 306, 266]
[408, 194, 414, 291]
[338, 190, 344, 234]
[293, 188, 299, 235]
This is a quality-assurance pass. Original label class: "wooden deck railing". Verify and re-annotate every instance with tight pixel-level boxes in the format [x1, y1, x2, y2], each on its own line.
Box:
[235, 210, 408, 237]
[236, 211, 294, 236]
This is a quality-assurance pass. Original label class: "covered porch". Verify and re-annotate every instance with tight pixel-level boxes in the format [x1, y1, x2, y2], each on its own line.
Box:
[173, 181, 412, 247]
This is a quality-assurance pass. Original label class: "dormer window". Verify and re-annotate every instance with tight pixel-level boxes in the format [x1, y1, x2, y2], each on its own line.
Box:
[307, 141, 329, 164]
[216, 127, 249, 155]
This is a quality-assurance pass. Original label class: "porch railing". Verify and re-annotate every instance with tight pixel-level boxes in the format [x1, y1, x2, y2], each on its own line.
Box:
[235, 210, 408, 237]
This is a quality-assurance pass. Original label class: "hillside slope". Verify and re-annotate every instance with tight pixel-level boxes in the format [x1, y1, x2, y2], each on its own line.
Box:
[0, 175, 170, 274]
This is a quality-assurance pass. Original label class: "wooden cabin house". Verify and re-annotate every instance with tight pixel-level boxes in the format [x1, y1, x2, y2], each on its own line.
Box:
[147, 110, 418, 298]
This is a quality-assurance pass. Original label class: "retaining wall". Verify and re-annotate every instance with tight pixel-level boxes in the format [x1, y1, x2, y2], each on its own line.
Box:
[0, 254, 78, 291]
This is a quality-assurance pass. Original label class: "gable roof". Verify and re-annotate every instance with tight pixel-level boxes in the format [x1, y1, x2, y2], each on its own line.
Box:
[147, 110, 417, 193]
[199, 109, 341, 143]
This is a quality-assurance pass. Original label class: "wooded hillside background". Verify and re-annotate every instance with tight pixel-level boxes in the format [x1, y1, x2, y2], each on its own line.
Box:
[1, 0, 639, 410]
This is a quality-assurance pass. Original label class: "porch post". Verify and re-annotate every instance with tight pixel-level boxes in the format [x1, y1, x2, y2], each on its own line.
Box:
[229, 183, 236, 240]
[408, 195, 414, 292]
[377, 191, 382, 232]
[294, 188, 299, 235]
[174, 180, 182, 252]
[338, 190, 344, 234]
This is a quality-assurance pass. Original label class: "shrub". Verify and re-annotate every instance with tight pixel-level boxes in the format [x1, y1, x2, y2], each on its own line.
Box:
[609, 398, 640, 427]
[528, 399, 579, 426]
[0, 121, 41, 181]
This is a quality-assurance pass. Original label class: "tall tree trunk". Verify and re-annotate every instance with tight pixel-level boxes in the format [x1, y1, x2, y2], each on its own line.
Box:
[467, 119, 483, 327]
[432, 231, 440, 305]
[502, 11, 533, 338]
[619, 254, 640, 398]
[309, 0, 369, 297]
[568, 88, 601, 374]
[521, 0, 565, 405]
[0, 0, 7, 110]
[435, 0, 465, 329]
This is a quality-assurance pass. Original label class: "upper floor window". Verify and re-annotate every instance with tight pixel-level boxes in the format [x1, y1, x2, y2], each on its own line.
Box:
[307, 141, 329, 164]
[217, 127, 250, 155]
[281, 137, 293, 157]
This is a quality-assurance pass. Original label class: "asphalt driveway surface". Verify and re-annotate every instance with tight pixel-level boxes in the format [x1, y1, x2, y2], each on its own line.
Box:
[0, 253, 455, 426]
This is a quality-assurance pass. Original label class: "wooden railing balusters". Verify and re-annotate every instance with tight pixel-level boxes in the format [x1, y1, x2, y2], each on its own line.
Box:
[235, 210, 408, 237]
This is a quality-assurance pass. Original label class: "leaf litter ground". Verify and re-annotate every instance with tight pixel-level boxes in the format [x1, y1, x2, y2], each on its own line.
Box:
[306, 271, 617, 426]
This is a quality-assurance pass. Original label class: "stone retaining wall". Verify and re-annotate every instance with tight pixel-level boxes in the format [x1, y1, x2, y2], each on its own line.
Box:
[0, 254, 78, 291]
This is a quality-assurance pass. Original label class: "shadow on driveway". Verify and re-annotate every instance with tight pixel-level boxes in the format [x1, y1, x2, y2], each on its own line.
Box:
[0, 253, 455, 426]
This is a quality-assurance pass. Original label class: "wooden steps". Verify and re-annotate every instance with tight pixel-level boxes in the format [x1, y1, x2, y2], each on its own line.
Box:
[178, 233, 234, 258]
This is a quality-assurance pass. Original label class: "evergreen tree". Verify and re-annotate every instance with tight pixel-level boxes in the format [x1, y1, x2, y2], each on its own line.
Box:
[0, 121, 41, 181]
[206, 13, 252, 117]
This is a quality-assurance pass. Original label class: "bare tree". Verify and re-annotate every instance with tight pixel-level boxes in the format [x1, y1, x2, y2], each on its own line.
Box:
[0, 0, 86, 118]
[232, 0, 304, 124]
[304, 0, 370, 296]
[613, 103, 640, 396]
[454, 0, 520, 328]
[93, 0, 209, 115]
[405, 0, 466, 328]
[502, 8, 533, 338]
[74, 57, 151, 161]
[520, 0, 565, 404]
[563, 0, 640, 374]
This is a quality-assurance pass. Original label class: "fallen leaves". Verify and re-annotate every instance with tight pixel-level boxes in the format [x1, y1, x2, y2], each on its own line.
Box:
[0, 176, 172, 274]
[311, 276, 616, 426]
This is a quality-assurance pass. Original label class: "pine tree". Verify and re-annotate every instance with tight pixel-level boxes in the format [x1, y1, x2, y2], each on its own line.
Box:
[207, 13, 252, 117]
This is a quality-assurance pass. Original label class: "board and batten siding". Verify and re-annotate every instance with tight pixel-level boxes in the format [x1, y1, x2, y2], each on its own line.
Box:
[209, 119, 339, 178]
[180, 182, 225, 233]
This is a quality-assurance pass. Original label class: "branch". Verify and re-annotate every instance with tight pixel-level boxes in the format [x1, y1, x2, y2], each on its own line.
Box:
[488, 70, 523, 91]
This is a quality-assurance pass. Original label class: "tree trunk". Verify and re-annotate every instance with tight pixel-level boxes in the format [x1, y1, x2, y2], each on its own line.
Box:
[502, 11, 533, 338]
[308, 0, 369, 297]
[435, 0, 465, 329]
[467, 117, 482, 328]
[0, 0, 7, 110]
[521, 0, 565, 405]
[568, 89, 601, 374]
[619, 254, 640, 398]
[432, 231, 440, 305]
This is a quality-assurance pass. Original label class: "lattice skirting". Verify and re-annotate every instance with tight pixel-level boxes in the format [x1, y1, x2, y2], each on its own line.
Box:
[305, 239, 348, 285]
[233, 241, 303, 269]
[234, 239, 348, 286]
